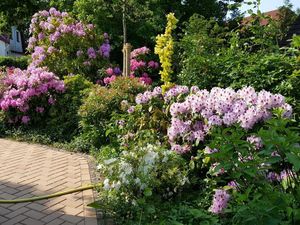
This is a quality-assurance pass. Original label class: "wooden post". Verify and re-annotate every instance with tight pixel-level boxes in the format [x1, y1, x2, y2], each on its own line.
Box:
[122, 43, 131, 76]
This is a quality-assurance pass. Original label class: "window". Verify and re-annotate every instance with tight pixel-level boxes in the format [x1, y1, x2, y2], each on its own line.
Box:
[16, 31, 19, 42]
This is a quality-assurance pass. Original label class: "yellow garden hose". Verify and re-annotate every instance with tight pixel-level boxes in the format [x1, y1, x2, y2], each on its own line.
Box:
[0, 183, 99, 204]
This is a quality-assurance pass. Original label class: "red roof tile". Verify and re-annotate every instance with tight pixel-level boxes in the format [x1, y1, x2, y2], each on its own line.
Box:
[242, 9, 280, 25]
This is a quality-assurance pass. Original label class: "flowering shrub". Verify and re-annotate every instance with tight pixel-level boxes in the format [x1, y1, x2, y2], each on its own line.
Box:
[155, 13, 178, 92]
[0, 66, 64, 125]
[130, 47, 159, 85]
[93, 84, 300, 224]
[95, 143, 188, 221]
[167, 86, 292, 154]
[103, 46, 159, 85]
[28, 8, 110, 81]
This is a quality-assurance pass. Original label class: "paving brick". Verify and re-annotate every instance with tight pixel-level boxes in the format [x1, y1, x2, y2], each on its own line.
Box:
[0, 215, 8, 223]
[24, 209, 46, 220]
[2, 215, 27, 225]
[22, 218, 46, 225]
[46, 218, 65, 225]
[0, 139, 97, 225]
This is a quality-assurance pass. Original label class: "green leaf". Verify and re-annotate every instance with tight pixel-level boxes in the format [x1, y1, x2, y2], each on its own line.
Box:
[286, 153, 300, 171]
[87, 201, 102, 209]
[144, 188, 152, 197]
[105, 129, 112, 137]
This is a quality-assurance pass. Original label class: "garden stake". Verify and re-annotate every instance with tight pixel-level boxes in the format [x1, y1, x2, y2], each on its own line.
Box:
[0, 184, 99, 204]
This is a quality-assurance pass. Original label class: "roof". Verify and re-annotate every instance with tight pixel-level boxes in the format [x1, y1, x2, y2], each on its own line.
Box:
[242, 9, 281, 26]
[0, 34, 9, 44]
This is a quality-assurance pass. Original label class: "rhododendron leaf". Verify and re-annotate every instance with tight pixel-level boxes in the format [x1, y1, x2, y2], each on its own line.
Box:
[189, 160, 195, 170]
[105, 129, 112, 137]
[286, 153, 300, 171]
[144, 188, 152, 197]
[203, 157, 210, 164]
[265, 157, 281, 164]
[223, 185, 233, 191]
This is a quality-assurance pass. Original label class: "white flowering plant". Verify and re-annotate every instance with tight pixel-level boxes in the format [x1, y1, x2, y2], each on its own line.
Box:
[94, 142, 188, 219]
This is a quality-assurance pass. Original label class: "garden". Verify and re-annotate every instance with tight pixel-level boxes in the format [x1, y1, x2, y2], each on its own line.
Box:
[0, 0, 300, 224]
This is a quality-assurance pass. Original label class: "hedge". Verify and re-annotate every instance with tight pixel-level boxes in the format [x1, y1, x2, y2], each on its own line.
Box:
[0, 56, 29, 69]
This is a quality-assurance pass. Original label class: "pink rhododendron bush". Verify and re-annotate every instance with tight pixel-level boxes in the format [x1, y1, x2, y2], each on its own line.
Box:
[94, 85, 300, 224]
[102, 46, 159, 85]
[28, 8, 110, 81]
[0, 66, 64, 125]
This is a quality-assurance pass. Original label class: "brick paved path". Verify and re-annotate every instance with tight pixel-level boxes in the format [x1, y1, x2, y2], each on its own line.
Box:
[0, 139, 98, 225]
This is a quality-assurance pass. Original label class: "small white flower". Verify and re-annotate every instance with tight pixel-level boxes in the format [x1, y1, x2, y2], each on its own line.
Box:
[96, 164, 103, 170]
[112, 181, 121, 190]
[103, 179, 110, 190]
[104, 158, 117, 165]
[135, 178, 141, 185]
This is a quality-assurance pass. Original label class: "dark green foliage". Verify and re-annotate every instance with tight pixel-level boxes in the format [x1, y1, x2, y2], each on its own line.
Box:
[73, 0, 244, 63]
[45, 74, 93, 142]
[178, 15, 300, 115]
[0, 56, 29, 69]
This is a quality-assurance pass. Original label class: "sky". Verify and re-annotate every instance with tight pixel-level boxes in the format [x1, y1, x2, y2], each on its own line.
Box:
[240, 0, 300, 15]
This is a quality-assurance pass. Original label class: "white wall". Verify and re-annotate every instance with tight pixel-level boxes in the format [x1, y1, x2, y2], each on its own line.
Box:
[0, 41, 8, 56]
[9, 26, 23, 53]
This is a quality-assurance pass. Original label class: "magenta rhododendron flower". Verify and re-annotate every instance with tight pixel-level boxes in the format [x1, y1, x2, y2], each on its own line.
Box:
[0, 66, 64, 124]
[21, 116, 30, 124]
[106, 68, 114, 76]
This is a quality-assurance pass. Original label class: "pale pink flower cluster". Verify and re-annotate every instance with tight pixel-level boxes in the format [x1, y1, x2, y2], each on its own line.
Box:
[134, 86, 292, 154]
[247, 135, 263, 150]
[168, 86, 292, 154]
[130, 47, 150, 59]
[209, 189, 230, 214]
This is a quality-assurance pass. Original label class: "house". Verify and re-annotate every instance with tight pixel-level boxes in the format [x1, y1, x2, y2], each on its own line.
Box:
[0, 26, 24, 57]
[0, 34, 10, 56]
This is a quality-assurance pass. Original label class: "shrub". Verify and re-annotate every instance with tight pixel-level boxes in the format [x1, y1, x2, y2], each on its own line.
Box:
[77, 76, 147, 151]
[0, 56, 29, 69]
[155, 13, 178, 92]
[28, 8, 110, 81]
[91, 85, 300, 224]
[177, 15, 300, 114]
[0, 66, 64, 126]
[95, 142, 188, 222]
[45, 74, 93, 142]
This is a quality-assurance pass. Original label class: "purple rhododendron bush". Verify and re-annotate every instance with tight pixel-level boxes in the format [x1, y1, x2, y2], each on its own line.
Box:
[28, 8, 111, 81]
[94, 85, 300, 224]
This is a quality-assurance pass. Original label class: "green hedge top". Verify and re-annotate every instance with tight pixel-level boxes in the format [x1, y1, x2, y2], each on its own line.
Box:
[0, 56, 29, 69]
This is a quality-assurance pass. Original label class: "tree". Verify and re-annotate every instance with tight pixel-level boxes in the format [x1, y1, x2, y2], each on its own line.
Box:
[73, 0, 244, 63]
[277, 0, 297, 39]
[0, 0, 50, 49]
